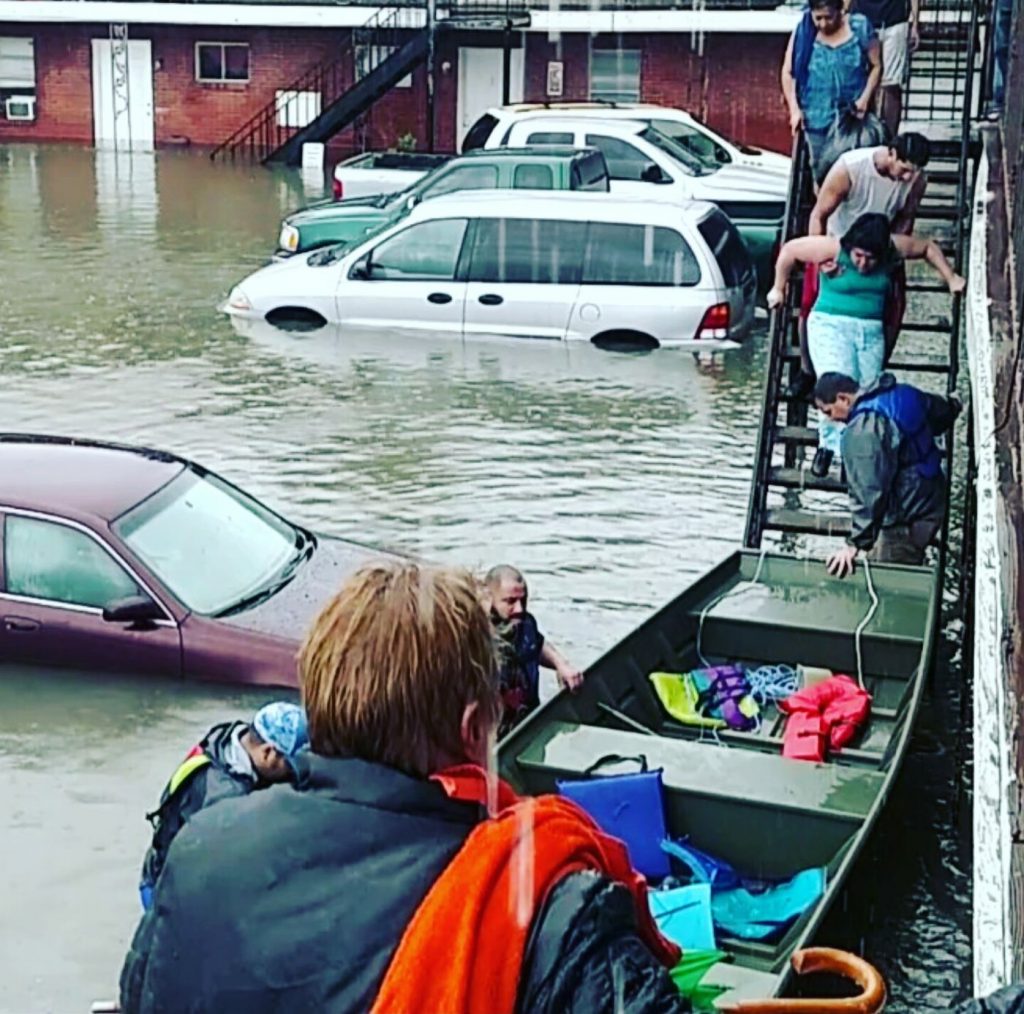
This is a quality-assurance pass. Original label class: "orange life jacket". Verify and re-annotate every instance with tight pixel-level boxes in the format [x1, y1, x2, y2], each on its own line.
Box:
[369, 764, 680, 1014]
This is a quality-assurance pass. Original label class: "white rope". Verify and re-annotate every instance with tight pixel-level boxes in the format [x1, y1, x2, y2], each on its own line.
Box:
[696, 545, 768, 667]
[853, 555, 880, 689]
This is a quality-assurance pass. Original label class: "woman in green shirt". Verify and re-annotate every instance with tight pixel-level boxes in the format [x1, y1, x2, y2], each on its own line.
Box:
[768, 213, 964, 476]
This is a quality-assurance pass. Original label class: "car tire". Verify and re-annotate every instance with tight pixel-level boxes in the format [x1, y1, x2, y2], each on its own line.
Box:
[590, 330, 660, 353]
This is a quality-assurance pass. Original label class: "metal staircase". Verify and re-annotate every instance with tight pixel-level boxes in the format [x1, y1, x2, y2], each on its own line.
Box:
[742, 0, 982, 550]
[210, 0, 529, 166]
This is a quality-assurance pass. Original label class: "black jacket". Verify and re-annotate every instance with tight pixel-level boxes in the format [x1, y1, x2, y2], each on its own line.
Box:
[841, 373, 959, 551]
[121, 754, 688, 1014]
[140, 721, 258, 891]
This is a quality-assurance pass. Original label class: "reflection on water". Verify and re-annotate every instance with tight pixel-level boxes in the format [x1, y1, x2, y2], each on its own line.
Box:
[0, 145, 969, 1012]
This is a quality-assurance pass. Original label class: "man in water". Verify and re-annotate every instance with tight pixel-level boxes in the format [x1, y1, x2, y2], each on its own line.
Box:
[814, 371, 960, 575]
[137, 700, 308, 909]
[484, 564, 584, 734]
[120, 561, 685, 1014]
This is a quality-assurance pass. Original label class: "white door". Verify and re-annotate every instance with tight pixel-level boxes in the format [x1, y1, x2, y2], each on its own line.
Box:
[91, 38, 154, 151]
[462, 218, 581, 341]
[337, 218, 468, 338]
[456, 46, 523, 149]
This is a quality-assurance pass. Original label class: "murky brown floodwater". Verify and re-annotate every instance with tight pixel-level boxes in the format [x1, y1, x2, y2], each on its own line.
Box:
[0, 145, 969, 1013]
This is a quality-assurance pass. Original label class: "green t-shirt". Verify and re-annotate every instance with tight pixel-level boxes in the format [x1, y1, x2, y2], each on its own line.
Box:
[814, 248, 894, 321]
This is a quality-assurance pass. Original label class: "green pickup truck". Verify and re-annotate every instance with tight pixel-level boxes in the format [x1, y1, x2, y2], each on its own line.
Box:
[276, 146, 610, 258]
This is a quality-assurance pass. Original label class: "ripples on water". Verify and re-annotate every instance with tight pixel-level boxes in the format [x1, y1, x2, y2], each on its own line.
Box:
[0, 145, 969, 1011]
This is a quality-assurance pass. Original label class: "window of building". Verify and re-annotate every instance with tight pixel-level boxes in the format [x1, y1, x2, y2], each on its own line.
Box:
[196, 42, 250, 84]
[355, 45, 412, 88]
[276, 90, 321, 128]
[589, 47, 641, 103]
[0, 37, 36, 122]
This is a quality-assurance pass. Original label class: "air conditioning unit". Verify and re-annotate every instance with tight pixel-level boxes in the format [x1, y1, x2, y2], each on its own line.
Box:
[5, 95, 36, 121]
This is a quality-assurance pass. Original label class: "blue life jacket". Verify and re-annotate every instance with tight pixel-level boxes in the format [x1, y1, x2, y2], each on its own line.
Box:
[849, 384, 943, 479]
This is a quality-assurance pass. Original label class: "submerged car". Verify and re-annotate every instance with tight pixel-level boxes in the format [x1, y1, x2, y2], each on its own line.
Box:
[278, 146, 610, 258]
[0, 434, 383, 687]
[225, 189, 756, 352]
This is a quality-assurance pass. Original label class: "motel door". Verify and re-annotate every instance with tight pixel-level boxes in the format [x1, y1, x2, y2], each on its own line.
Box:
[456, 46, 524, 151]
[91, 38, 154, 151]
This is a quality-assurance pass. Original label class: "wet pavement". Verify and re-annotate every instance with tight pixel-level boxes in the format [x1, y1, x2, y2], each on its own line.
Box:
[0, 144, 970, 1012]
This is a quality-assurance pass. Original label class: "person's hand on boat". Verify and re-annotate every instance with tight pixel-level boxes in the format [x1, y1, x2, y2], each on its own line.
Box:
[853, 96, 869, 118]
[556, 663, 585, 693]
[947, 273, 967, 295]
[826, 543, 859, 578]
[767, 287, 785, 310]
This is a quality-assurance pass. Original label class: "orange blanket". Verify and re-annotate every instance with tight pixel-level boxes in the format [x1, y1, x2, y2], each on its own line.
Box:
[370, 764, 680, 1014]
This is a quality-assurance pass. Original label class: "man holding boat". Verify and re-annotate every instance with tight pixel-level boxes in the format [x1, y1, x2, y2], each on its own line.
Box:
[814, 371, 960, 574]
[120, 561, 686, 1014]
[484, 563, 584, 735]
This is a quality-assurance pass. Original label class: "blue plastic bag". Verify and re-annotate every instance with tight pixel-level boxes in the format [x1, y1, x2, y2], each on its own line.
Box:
[649, 883, 716, 950]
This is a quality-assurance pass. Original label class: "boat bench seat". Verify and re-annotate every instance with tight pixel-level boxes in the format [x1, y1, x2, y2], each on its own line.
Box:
[517, 721, 883, 820]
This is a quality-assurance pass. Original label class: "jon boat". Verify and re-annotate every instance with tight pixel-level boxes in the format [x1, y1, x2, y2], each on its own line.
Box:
[498, 548, 939, 1009]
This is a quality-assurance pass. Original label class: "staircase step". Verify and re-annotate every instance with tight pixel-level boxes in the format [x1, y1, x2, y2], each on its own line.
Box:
[765, 509, 852, 537]
[775, 425, 819, 446]
[906, 282, 952, 293]
[769, 466, 846, 493]
[885, 360, 951, 373]
[915, 205, 963, 221]
[899, 319, 954, 334]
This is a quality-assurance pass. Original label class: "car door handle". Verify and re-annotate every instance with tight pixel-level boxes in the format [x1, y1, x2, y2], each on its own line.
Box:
[478, 293, 504, 306]
[427, 292, 452, 305]
[3, 616, 39, 632]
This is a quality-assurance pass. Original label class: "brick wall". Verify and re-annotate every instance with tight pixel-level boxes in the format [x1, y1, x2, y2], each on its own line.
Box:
[0, 22, 790, 155]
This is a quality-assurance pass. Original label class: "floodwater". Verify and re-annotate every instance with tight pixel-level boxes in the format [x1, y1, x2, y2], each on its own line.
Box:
[0, 145, 970, 1012]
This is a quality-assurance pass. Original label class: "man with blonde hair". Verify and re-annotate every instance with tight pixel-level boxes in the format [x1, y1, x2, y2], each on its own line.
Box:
[120, 560, 686, 1014]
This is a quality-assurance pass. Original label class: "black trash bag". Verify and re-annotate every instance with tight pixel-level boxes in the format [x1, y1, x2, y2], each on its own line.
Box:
[816, 105, 891, 184]
[952, 985, 1024, 1013]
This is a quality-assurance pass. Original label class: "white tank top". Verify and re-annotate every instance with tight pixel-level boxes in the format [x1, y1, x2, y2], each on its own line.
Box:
[827, 147, 916, 238]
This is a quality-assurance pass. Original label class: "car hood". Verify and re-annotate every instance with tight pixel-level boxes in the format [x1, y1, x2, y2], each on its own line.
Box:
[217, 535, 383, 641]
[287, 197, 392, 226]
[733, 148, 792, 175]
[691, 164, 789, 201]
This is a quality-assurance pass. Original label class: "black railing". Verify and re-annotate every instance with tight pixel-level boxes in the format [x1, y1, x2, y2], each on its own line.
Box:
[209, 5, 426, 162]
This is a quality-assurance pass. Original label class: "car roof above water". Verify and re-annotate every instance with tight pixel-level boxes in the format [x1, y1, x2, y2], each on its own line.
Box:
[405, 189, 717, 226]
[0, 434, 186, 523]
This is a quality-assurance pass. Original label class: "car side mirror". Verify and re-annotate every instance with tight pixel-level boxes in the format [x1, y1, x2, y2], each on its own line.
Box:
[102, 594, 163, 626]
[406, 194, 419, 210]
[641, 162, 670, 184]
[350, 257, 371, 281]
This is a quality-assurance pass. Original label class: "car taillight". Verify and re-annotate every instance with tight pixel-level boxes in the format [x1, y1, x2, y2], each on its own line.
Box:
[332, 176, 343, 201]
[694, 302, 730, 340]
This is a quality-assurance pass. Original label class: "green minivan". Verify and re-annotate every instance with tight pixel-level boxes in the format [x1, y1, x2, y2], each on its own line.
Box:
[276, 147, 610, 258]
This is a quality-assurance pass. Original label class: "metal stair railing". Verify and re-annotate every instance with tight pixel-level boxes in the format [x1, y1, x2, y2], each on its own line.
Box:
[742, 0, 982, 551]
[209, 4, 425, 163]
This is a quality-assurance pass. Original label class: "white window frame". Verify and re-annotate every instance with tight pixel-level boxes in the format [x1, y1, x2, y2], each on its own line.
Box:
[0, 36, 35, 90]
[589, 46, 642, 104]
[275, 89, 321, 128]
[195, 41, 250, 84]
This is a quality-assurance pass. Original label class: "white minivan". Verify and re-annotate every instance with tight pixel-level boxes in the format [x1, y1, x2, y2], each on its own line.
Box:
[223, 190, 756, 351]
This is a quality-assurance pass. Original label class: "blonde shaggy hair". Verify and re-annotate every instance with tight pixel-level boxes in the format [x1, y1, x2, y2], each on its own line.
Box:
[299, 560, 500, 777]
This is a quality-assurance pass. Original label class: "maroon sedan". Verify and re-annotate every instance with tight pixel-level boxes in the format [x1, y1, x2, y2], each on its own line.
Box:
[0, 434, 382, 687]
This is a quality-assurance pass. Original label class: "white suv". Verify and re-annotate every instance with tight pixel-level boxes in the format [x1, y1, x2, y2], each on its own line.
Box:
[224, 190, 757, 352]
[462, 103, 791, 177]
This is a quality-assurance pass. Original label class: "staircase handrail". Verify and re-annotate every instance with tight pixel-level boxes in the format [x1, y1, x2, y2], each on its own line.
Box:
[209, 3, 421, 161]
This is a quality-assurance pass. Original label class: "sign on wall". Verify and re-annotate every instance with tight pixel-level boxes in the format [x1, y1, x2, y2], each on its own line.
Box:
[546, 61, 564, 98]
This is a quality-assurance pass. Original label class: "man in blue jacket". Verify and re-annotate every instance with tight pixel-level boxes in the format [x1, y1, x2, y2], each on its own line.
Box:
[138, 700, 308, 909]
[814, 371, 960, 575]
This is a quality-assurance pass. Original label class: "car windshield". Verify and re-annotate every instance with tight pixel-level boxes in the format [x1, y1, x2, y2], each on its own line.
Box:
[113, 468, 306, 616]
[639, 126, 715, 176]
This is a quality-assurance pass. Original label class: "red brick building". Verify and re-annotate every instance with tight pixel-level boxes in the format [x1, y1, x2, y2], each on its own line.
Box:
[0, 3, 799, 158]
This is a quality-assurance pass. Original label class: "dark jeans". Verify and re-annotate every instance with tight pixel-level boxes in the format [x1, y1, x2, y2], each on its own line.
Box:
[991, 0, 1014, 108]
[869, 519, 942, 565]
